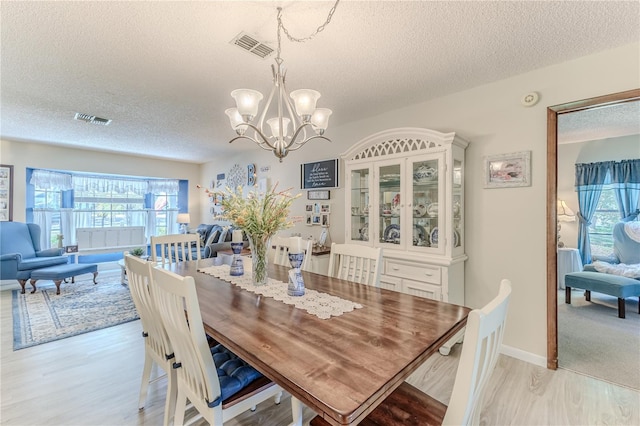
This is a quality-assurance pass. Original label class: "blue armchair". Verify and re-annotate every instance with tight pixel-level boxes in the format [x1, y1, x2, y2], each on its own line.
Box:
[0, 222, 68, 292]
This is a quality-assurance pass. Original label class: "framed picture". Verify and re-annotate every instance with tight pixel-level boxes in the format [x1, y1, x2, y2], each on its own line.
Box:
[0, 164, 13, 221]
[307, 189, 330, 200]
[483, 151, 531, 188]
[301, 158, 339, 189]
[305, 214, 312, 226]
[320, 204, 330, 213]
[65, 245, 79, 253]
[321, 214, 330, 227]
[305, 204, 313, 212]
[312, 214, 321, 225]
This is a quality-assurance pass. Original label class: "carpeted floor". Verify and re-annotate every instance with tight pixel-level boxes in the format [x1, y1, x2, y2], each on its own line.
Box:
[558, 289, 640, 390]
[12, 271, 139, 350]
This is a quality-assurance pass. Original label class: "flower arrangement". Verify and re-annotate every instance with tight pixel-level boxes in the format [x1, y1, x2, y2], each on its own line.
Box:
[197, 183, 300, 285]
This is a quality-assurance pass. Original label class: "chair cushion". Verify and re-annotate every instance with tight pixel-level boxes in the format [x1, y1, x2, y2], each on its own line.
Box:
[207, 344, 263, 407]
[30, 263, 98, 280]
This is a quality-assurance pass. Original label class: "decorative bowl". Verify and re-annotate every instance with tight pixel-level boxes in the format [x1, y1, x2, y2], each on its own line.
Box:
[427, 202, 439, 217]
[414, 164, 437, 183]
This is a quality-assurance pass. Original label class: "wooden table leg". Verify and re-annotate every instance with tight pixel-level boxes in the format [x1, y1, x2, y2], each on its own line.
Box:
[565, 286, 571, 304]
[585, 290, 591, 302]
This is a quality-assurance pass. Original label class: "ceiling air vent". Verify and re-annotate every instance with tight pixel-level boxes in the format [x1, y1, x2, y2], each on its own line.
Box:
[74, 112, 112, 126]
[230, 32, 274, 59]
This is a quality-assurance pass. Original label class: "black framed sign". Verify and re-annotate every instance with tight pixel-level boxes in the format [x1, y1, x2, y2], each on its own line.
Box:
[301, 159, 339, 189]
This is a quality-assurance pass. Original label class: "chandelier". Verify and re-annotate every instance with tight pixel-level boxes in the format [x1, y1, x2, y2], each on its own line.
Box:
[225, 2, 339, 162]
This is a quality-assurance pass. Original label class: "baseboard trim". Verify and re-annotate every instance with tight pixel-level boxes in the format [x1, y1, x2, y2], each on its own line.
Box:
[501, 344, 547, 368]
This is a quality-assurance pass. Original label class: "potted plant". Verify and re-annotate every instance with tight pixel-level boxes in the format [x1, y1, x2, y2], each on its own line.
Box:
[131, 247, 145, 257]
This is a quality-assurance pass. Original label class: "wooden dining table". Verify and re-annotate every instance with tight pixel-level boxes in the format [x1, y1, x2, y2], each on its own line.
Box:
[169, 258, 470, 426]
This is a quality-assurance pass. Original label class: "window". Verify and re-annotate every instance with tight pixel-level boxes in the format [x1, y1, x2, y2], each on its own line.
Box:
[588, 187, 618, 258]
[33, 187, 62, 247]
[28, 169, 184, 248]
[74, 189, 145, 228]
[150, 192, 178, 236]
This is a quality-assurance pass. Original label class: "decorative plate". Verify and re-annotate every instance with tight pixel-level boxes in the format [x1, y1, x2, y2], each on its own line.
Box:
[360, 223, 369, 241]
[413, 164, 437, 183]
[429, 227, 439, 246]
[383, 224, 400, 242]
[227, 163, 246, 189]
[414, 203, 427, 217]
[413, 224, 427, 246]
[427, 202, 439, 217]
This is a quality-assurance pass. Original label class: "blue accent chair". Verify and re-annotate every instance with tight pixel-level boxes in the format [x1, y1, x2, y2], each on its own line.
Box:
[0, 222, 68, 291]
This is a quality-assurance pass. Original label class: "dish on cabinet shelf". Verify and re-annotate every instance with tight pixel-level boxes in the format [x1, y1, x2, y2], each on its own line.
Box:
[360, 223, 369, 241]
[413, 164, 437, 183]
[427, 203, 439, 217]
[429, 227, 439, 246]
[414, 203, 427, 217]
[413, 224, 427, 246]
[383, 224, 400, 243]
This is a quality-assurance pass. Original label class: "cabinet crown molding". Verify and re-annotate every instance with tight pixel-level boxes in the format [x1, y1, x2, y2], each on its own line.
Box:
[341, 127, 469, 162]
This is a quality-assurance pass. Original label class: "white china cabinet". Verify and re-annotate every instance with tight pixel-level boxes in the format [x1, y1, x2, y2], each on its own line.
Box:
[343, 128, 468, 340]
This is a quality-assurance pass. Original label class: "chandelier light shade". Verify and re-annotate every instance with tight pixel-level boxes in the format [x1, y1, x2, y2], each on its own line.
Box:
[227, 3, 340, 162]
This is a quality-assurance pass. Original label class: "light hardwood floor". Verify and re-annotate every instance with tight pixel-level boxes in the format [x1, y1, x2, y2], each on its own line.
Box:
[1, 285, 639, 425]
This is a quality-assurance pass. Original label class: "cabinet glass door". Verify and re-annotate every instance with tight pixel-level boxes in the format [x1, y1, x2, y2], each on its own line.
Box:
[453, 159, 463, 249]
[411, 158, 440, 249]
[378, 163, 402, 246]
[349, 168, 370, 242]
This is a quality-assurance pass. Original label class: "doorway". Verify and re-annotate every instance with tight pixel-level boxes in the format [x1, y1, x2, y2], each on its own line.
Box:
[546, 88, 640, 370]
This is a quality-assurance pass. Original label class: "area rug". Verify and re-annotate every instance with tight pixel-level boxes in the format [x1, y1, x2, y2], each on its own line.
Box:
[558, 289, 640, 390]
[12, 272, 139, 350]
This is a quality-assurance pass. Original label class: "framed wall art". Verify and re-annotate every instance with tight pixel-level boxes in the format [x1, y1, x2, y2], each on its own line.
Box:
[483, 151, 531, 188]
[301, 158, 339, 189]
[0, 164, 14, 221]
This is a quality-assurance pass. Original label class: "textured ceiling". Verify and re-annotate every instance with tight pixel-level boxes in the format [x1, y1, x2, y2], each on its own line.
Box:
[1, 1, 639, 163]
[558, 101, 640, 145]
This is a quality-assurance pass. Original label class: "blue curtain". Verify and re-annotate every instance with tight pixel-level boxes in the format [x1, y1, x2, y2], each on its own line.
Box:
[611, 159, 640, 220]
[575, 161, 611, 264]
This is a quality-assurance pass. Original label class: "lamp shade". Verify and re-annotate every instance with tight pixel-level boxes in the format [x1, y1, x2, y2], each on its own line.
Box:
[311, 108, 332, 133]
[225, 108, 248, 134]
[231, 89, 263, 118]
[290, 89, 321, 118]
[267, 117, 291, 138]
[557, 200, 576, 222]
[176, 213, 191, 224]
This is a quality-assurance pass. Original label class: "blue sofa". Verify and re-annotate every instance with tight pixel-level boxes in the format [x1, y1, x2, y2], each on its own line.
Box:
[193, 224, 247, 258]
[0, 222, 68, 286]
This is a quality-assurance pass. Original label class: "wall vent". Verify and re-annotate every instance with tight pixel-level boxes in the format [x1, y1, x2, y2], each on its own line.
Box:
[74, 112, 112, 126]
[230, 32, 274, 59]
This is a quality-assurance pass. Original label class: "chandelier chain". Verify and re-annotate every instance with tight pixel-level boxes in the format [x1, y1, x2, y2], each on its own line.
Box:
[276, 0, 340, 60]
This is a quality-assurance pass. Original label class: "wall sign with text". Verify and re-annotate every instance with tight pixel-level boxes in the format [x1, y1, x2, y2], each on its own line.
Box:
[301, 159, 339, 189]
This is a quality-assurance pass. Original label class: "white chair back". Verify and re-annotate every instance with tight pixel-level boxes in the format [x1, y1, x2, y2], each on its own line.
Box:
[327, 242, 382, 286]
[151, 233, 200, 265]
[443, 279, 512, 426]
[150, 267, 288, 425]
[271, 236, 314, 271]
[124, 254, 176, 426]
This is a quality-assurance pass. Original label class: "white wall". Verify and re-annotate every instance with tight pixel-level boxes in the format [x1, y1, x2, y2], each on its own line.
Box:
[202, 42, 640, 361]
[558, 134, 640, 248]
[0, 141, 202, 224]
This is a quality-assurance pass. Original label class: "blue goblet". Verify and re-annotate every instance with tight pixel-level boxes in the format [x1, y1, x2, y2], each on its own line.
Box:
[287, 252, 305, 296]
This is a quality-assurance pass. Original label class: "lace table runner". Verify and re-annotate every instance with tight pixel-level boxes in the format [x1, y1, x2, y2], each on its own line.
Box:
[198, 260, 363, 320]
